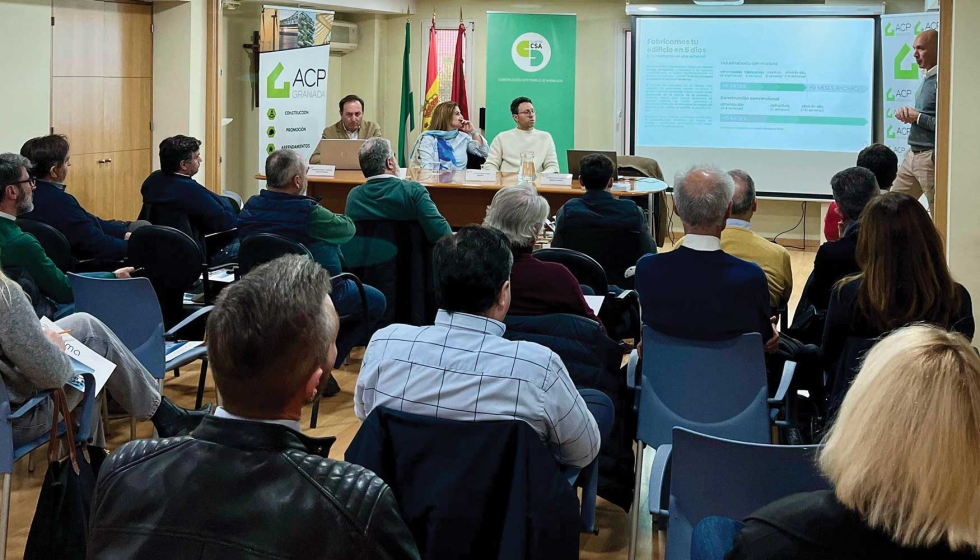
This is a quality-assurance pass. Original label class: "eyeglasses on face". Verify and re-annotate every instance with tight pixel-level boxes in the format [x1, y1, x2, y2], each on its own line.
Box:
[8, 177, 36, 187]
[518, 109, 535, 116]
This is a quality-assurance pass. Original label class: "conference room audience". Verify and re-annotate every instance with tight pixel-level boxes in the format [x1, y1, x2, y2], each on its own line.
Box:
[19, 134, 145, 265]
[482, 183, 601, 327]
[822, 192, 974, 391]
[310, 94, 383, 164]
[634, 165, 776, 350]
[690, 169, 793, 311]
[415, 101, 488, 170]
[805, 166, 879, 311]
[824, 143, 898, 242]
[347, 138, 452, 242]
[553, 153, 656, 256]
[355, 225, 602, 468]
[88, 255, 420, 560]
[483, 97, 560, 175]
[140, 135, 238, 237]
[0, 266, 206, 448]
[723, 325, 980, 560]
[0, 154, 130, 316]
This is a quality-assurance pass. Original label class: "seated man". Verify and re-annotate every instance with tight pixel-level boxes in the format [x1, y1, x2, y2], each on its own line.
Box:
[20, 134, 143, 265]
[355, 225, 602, 468]
[0, 154, 131, 315]
[310, 94, 382, 163]
[346, 138, 451, 242]
[88, 255, 420, 560]
[683, 169, 792, 312]
[483, 97, 560, 175]
[635, 165, 776, 349]
[482, 183, 601, 327]
[824, 144, 898, 242]
[238, 149, 386, 356]
[140, 135, 238, 238]
[553, 153, 656, 255]
[806, 167, 879, 311]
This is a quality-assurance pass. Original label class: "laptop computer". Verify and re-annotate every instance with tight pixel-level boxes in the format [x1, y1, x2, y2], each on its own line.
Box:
[313, 139, 366, 170]
[567, 150, 619, 179]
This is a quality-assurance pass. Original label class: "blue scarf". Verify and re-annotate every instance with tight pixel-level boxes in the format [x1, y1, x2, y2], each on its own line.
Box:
[421, 129, 460, 168]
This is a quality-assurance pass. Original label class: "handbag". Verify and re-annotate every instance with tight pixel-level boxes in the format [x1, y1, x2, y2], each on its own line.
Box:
[23, 389, 106, 560]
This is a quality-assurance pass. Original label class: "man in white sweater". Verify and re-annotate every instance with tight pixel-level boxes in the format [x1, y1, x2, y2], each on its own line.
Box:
[484, 97, 560, 174]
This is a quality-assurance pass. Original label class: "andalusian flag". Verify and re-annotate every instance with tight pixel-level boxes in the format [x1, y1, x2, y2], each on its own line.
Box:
[397, 19, 415, 167]
[421, 14, 440, 130]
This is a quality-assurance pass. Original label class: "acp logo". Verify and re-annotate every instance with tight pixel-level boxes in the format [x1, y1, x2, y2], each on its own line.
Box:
[512, 33, 551, 73]
[267, 62, 290, 99]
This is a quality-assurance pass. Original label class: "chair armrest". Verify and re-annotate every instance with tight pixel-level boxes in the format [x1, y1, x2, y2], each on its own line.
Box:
[626, 349, 640, 390]
[9, 391, 53, 419]
[768, 361, 797, 405]
[332, 272, 368, 319]
[165, 306, 214, 339]
[648, 443, 672, 518]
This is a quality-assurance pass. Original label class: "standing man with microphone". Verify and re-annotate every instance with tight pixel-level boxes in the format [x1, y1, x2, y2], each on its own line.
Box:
[892, 29, 939, 212]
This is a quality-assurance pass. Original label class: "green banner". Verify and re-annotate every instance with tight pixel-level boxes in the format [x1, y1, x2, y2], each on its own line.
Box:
[486, 13, 576, 172]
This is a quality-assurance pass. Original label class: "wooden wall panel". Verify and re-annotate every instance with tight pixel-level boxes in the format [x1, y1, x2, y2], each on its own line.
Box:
[103, 2, 153, 78]
[66, 155, 109, 219]
[104, 78, 153, 152]
[52, 0, 105, 77]
[51, 77, 106, 155]
[107, 149, 151, 221]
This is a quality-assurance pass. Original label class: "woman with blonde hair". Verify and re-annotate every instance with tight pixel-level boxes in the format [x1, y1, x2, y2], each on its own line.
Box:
[414, 101, 488, 170]
[726, 324, 980, 559]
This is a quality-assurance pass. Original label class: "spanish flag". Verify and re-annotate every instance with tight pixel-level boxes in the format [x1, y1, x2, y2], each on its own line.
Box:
[422, 14, 439, 130]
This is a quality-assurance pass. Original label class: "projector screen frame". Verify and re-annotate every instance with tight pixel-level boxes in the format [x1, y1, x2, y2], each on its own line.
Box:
[629, 4, 885, 201]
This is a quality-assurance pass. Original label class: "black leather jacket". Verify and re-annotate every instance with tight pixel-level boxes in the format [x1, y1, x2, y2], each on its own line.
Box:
[88, 415, 420, 560]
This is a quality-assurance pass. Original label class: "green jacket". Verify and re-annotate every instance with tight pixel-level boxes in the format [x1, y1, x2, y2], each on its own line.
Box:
[0, 217, 74, 303]
[345, 177, 452, 242]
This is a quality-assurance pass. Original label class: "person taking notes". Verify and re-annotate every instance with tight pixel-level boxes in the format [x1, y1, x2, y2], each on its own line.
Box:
[484, 97, 560, 175]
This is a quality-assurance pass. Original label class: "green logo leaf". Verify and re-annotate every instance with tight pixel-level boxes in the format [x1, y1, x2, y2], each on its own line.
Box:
[914, 21, 923, 34]
[267, 62, 290, 99]
[267, 108, 277, 120]
[884, 22, 894, 37]
[886, 88, 895, 101]
[894, 44, 919, 80]
[887, 125, 896, 139]
[886, 108, 895, 119]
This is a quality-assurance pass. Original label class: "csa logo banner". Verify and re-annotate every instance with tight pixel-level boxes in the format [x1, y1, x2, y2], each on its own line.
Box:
[512, 33, 551, 72]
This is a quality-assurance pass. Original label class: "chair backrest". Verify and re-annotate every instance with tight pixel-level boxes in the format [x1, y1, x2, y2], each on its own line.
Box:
[637, 326, 771, 448]
[139, 202, 203, 250]
[221, 190, 244, 213]
[828, 335, 878, 417]
[532, 247, 608, 295]
[68, 274, 166, 377]
[127, 225, 204, 329]
[550, 228, 645, 289]
[16, 218, 74, 273]
[239, 232, 313, 276]
[665, 427, 828, 560]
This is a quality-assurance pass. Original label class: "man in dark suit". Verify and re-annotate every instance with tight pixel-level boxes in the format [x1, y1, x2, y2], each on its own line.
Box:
[805, 167, 880, 311]
[634, 165, 777, 350]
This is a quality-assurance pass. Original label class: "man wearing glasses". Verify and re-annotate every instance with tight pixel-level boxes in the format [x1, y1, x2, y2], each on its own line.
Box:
[483, 97, 560, 175]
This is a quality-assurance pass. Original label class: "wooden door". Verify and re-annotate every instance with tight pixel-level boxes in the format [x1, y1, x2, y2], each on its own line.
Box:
[51, 0, 152, 221]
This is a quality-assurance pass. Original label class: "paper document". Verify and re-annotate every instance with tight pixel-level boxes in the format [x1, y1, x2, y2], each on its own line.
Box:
[41, 317, 117, 394]
[584, 296, 605, 317]
[208, 268, 236, 283]
[165, 340, 204, 363]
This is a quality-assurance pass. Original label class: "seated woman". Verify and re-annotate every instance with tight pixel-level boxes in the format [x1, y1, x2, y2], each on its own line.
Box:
[822, 191, 973, 406]
[415, 101, 488, 171]
[721, 324, 980, 559]
[0, 267, 208, 447]
[482, 183, 602, 328]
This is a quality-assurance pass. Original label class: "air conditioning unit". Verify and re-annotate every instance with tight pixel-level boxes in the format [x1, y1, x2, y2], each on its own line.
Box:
[924, 0, 939, 11]
[331, 21, 359, 54]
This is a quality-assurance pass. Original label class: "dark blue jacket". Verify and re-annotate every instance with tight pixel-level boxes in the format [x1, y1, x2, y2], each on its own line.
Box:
[20, 180, 128, 262]
[554, 189, 656, 254]
[345, 408, 580, 560]
[140, 171, 237, 236]
[635, 246, 772, 342]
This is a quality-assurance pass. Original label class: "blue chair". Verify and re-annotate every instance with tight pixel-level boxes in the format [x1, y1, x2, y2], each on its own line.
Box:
[570, 389, 615, 534]
[624, 327, 795, 560]
[667, 427, 828, 560]
[0, 374, 97, 559]
[67, 274, 211, 411]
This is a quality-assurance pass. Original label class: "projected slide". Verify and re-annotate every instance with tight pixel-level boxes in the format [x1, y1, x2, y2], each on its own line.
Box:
[635, 17, 874, 153]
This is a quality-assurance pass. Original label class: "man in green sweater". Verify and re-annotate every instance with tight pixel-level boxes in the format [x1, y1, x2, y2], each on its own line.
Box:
[346, 138, 452, 242]
[0, 154, 132, 316]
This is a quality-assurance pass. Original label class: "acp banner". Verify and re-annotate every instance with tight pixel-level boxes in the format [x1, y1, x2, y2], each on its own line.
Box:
[486, 13, 576, 172]
[258, 44, 331, 171]
[880, 13, 939, 159]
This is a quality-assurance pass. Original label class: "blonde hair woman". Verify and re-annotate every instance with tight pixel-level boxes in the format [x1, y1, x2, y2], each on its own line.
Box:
[726, 324, 980, 559]
[414, 101, 488, 171]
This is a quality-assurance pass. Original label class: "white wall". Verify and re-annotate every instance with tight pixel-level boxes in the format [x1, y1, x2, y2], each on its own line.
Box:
[0, 0, 51, 152]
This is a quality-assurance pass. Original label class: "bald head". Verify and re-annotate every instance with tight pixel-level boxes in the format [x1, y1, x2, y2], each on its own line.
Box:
[673, 165, 735, 231]
[913, 29, 938, 70]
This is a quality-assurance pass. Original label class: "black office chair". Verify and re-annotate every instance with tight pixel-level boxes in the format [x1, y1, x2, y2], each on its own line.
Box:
[532, 247, 608, 296]
[128, 225, 212, 330]
[550, 228, 647, 290]
[139, 202, 204, 253]
[16, 218, 80, 273]
[238, 232, 312, 276]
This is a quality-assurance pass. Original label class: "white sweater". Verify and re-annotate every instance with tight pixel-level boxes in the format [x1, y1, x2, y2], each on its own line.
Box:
[484, 128, 560, 174]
